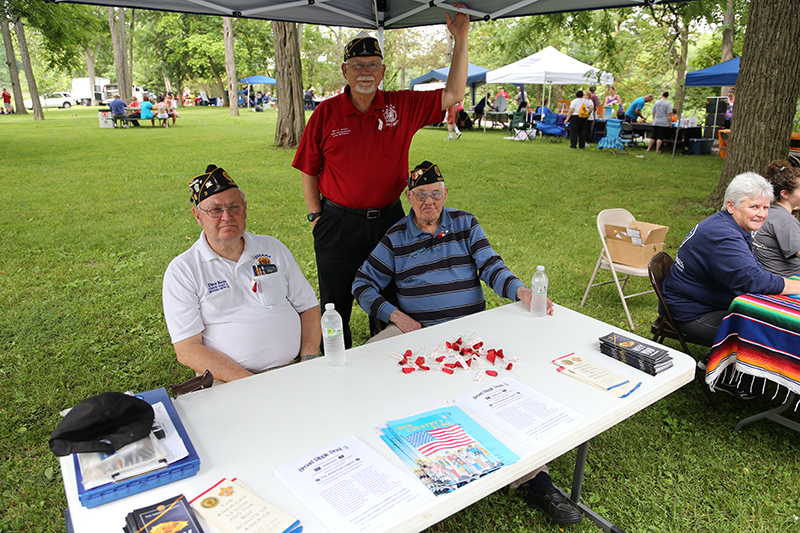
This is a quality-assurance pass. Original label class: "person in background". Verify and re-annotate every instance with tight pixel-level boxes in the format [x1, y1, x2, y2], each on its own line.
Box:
[445, 102, 462, 140]
[109, 94, 130, 128]
[167, 92, 179, 126]
[668, 107, 679, 124]
[352, 161, 572, 525]
[603, 86, 620, 108]
[514, 85, 528, 113]
[564, 90, 593, 149]
[496, 86, 509, 100]
[753, 161, 800, 276]
[140, 94, 156, 127]
[155, 95, 170, 128]
[661, 172, 800, 398]
[624, 94, 653, 123]
[2, 88, 11, 112]
[724, 88, 735, 129]
[662, 172, 800, 346]
[127, 96, 141, 127]
[292, 5, 470, 349]
[162, 165, 321, 383]
[473, 96, 486, 127]
[587, 84, 601, 145]
[647, 92, 672, 153]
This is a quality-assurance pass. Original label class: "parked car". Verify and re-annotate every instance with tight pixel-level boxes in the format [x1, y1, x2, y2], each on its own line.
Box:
[24, 92, 76, 110]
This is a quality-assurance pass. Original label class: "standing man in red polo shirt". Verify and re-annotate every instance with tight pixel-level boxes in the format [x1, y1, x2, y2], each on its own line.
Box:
[293, 4, 469, 348]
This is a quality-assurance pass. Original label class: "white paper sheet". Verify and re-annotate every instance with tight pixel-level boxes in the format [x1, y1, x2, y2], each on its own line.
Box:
[455, 377, 584, 445]
[273, 436, 432, 532]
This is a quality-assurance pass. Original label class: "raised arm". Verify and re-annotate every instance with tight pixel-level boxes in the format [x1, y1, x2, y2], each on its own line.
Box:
[441, 3, 470, 110]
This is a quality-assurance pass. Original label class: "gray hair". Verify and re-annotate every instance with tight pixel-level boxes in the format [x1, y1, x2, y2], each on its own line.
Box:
[723, 171, 773, 208]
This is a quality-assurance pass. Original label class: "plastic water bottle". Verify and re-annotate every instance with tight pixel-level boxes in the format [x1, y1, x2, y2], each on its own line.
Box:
[321, 303, 346, 366]
[530, 265, 549, 318]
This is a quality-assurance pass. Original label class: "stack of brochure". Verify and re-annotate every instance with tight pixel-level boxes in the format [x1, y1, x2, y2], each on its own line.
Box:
[124, 494, 204, 533]
[598, 332, 673, 376]
[380, 406, 517, 496]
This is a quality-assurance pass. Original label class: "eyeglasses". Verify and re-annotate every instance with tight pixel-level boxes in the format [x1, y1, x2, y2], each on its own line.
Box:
[411, 190, 444, 202]
[197, 203, 244, 218]
[346, 62, 383, 72]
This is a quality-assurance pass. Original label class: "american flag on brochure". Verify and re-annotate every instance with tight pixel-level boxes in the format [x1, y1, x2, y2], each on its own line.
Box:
[405, 425, 475, 456]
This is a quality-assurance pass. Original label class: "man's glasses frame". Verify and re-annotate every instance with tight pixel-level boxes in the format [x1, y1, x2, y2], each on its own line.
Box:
[346, 61, 383, 72]
[197, 203, 245, 218]
[411, 190, 444, 202]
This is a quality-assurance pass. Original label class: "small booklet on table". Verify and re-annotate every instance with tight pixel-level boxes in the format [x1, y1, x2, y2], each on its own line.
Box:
[189, 477, 301, 533]
[123, 494, 204, 533]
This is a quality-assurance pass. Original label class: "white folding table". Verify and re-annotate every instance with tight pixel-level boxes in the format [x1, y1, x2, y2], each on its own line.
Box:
[61, 303, 695, 533]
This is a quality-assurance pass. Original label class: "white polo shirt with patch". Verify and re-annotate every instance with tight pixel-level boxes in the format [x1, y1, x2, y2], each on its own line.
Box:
[163, 231, 318, 373]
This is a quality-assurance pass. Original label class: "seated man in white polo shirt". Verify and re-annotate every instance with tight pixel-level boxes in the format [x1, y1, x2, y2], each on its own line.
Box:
[163, 165, 321, 382]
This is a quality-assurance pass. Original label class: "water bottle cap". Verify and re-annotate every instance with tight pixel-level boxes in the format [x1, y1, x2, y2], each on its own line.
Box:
[325, 303, 335, 310]
[536, 265, 545, 271]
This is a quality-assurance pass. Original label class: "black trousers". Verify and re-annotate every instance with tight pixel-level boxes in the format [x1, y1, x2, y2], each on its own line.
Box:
[569, 116, 588, 148]
[313, 198, 404, 349]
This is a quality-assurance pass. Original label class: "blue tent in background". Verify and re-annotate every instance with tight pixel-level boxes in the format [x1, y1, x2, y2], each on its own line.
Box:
[240, 75, 277, 84]
[684, 57, 739, 87]
[239, 75, 277, 108]
[409, 63, 488, 104]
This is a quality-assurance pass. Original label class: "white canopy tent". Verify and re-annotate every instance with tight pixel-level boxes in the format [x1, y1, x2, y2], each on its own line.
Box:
[486, 46, 613, 112]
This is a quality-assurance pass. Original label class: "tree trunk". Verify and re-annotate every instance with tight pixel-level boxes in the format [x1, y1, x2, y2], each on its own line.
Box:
[720, 0, 735, 94]
[128, 9, 135, 94]
[84, 47, 97, 106]
[272, 20, 305, 148]
[673, 22, 688, 115]
[223, 16, 238, 116]
[1, 15, 25, 114]
[208, 57, 226, 107]
[14, 19, 41, 120]
[108, 7, 130, 103]
[703, 0, 800, 208]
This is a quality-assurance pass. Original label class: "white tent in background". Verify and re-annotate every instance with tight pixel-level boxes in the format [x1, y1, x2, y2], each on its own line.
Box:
[486, 46, 613, 110]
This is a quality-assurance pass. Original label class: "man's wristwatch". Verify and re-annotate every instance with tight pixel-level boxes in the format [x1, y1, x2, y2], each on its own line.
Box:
[300, 354, 320, 361]
[307, 212, 322, 222]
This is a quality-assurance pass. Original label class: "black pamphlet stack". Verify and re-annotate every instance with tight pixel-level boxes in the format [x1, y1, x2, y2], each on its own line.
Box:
[598, 332, 673, 376]
[123, 494, 205, 533]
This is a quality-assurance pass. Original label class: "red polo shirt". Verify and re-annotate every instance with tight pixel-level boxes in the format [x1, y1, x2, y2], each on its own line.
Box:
[293, 86, 444, 209]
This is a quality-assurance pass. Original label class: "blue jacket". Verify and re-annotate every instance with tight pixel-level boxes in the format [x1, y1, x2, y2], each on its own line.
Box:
[352, 208, 524, 326]
[662, 210, 785, 322]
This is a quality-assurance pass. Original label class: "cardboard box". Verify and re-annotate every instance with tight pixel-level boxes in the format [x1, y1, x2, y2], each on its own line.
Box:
[605, 222, 669, 268]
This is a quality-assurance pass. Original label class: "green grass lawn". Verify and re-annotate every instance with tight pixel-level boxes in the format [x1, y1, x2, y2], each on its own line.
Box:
[2, 106, 799, 533]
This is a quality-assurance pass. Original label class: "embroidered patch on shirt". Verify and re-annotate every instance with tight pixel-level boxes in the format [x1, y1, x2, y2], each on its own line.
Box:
[383, 104, 398, 127]
[410, 248, 427, 259]
[331, 128, 351, 137]
[207, 280, 230, 294]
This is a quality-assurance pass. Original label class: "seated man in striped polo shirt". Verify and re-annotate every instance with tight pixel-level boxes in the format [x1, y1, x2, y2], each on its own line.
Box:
[352, 161, 575, 525]
[353, 160, 552, 340]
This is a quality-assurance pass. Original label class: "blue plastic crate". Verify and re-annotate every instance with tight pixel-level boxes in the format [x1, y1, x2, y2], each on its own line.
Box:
[73, 388, 200, 508]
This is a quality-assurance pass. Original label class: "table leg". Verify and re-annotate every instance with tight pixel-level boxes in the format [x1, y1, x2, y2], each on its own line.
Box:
[554, 441, 627, 533]
[734, 392, 800, 433]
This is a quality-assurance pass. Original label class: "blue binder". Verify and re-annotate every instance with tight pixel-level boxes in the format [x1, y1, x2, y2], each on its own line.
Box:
[73, 387, 200, 508]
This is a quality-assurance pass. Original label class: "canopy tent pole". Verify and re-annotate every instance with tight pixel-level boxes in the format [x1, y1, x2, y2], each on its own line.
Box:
[671, 91, 686, 162]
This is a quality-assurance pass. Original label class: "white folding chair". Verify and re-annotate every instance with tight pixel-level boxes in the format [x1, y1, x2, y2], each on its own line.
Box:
[580, 208, 654, 330]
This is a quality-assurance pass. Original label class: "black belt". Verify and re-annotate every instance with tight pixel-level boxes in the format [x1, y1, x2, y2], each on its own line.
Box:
[322, 197, 400, 220]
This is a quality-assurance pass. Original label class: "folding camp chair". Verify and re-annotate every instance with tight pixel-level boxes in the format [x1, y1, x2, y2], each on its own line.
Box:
[535, 106, 567, 141]
[581, 208, 654, 330]
[596, 119, 629, 155]
[508, 112, 535, 141]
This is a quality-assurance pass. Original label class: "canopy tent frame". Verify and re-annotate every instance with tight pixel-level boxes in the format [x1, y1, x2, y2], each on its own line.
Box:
[671, 56, 739, 162]
[239, 74, 277, 108]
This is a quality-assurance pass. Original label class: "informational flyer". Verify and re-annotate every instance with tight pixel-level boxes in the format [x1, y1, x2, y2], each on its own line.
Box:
[273, 435, 432, 532]
[455, 377, 584, 445]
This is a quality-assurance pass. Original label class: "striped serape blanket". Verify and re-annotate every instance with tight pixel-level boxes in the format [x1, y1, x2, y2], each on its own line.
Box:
[706, 293, 800, 394]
